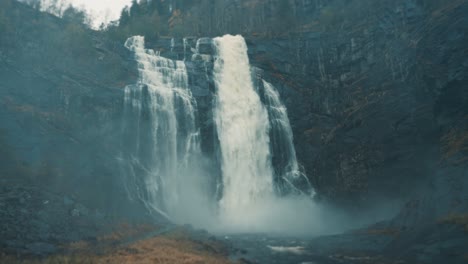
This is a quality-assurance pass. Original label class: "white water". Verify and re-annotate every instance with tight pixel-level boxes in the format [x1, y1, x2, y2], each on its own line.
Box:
[263, 80, 299, 175]
[212, 35, 321, 234]
[263, 80, 314, 195]
[213, 35, 275, 228]
[122, 36, 212, 225]
[122, 35, 346, 236]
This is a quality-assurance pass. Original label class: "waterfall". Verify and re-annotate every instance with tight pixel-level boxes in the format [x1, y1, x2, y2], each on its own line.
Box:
[183, 38, 188, 61]
[262, 80, 313, 195]
[212, 35, 275, 229]
[211, 35, 318, 234]
[122, 34, 319, 235]
[122, 36, 209, 222]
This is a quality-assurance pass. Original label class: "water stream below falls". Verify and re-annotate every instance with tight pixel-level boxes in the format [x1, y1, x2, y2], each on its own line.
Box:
[121, 34, 328, 236]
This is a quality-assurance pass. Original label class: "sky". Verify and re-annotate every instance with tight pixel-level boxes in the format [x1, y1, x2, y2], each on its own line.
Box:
[35, 0, 133, 28]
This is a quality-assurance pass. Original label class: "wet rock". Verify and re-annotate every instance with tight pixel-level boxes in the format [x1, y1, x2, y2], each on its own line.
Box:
[245, 2, 468, 207]
[191, 53, 212, 63]
[170, 38, 185, 53]
[190, 85, 210, 97]
[196, 38, 214, 55]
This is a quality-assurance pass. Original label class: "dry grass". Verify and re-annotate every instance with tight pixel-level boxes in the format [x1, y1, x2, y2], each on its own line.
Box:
[439, 213, 468, 232]
[97, 236, 230, 264]
[95, 223, 156, 243]
[441, 124, 468, 164]
[1, 225, 232, 264]
[353, 228, 401, 237]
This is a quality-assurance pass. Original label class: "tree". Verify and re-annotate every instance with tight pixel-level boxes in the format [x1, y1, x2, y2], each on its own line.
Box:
[62, 6, 87, 25]
[129, 0, 140, 17]
[119, 7, 131, 27]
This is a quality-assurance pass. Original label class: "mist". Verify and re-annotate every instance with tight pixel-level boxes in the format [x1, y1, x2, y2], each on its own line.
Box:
[1, 0, 466, 263]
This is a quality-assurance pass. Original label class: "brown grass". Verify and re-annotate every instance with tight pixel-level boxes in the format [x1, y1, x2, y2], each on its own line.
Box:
[89, 236, 230, 264]
[95, 223, 156, 243]
[438, 213, 468, 232]
[1, 225, 232, 264]
[353, 228, 401, 237]
[441, 125, 468, 164]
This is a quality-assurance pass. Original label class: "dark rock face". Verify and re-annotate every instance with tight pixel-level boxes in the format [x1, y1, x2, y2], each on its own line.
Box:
[0, 184, 106, 255]
[245, 1, 468, 208]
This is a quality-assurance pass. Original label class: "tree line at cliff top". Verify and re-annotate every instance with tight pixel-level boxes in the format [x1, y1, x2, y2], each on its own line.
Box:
[104, 0, 453, 42]
[104, 0, 298, 43]
[1, 0, 454, 46]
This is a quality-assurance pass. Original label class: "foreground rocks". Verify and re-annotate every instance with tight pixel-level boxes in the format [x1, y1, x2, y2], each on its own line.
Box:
[225, 222, 468, 264]
[1, 226, 231, 264]
[0, 182, 230, 263]
[0, 181, 107, 256]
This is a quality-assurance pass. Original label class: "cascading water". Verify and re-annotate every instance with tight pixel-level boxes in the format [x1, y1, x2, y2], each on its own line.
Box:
[212, 35, 275, 228]
[262, 80, 313, 195]
[122, 34, 321, 235]
[212, 35, 318, 234]
[121, 36, 212, 224]
[263, 80, 299, 177]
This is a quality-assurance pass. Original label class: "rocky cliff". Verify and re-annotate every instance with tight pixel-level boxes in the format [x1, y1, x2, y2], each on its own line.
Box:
[151, 0, 468, 209]
[246, 0, 468, 207]
[0, 0, 467, 259]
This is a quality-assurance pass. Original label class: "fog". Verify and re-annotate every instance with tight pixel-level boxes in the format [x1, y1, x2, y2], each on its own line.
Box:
[119, 34, 402, 237]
